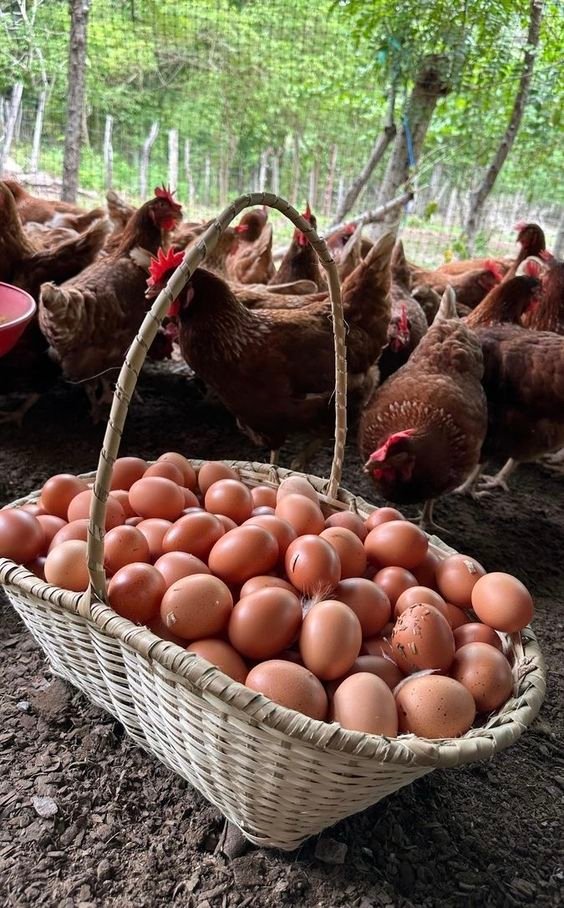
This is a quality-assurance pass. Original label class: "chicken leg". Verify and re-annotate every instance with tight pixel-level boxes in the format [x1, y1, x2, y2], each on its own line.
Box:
[453, 464, 484, 498]
[411, 499, 449, 536]
[0, 393, 40, 427]
[476, 458, 518, 496]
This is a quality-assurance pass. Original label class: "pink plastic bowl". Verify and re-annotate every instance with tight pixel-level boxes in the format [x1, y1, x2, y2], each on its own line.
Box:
[0, 282, 36, 357]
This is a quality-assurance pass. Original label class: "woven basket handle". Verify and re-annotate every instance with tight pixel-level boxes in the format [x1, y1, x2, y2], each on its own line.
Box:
[83, 192, 346, 605]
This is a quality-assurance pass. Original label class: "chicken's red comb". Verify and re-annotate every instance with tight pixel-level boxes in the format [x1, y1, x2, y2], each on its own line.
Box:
[368, 429, 416, 463]
[303, 201, 312, 222]
[524, 258, 542, 278]
[154, 184, 182, 211]
[485, 259, 504, 283]
[234, 223, 249, 234]
[147, 247, 184, 287]
[513, 220, 530, 235]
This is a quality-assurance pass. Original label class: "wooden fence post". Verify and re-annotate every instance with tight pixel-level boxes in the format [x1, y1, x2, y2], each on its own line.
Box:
[168, 128, 179, 192]
[103, 115, 113, 189]
[62, 0, 91, 201]
[30, 88, 48, 173]
[0, 82, 24, 176]
[139, 120, 159, 199]
[184, 139, 195, 208]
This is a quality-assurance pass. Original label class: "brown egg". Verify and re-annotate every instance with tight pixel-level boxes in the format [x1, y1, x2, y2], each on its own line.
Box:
[245, 660, 328, 720]
[251, 506, 276, 516]
[451, 642, 513, 712]
[208, 526, 279, 585]
[362, 635, 396, 660]
[183, 488, 200, 509]
[251, 486, 277, 509]
[187, 639, 248, 683]
[333, 578, 391, 637]
[197, 461, 239, 495]
[391, 604, 455, 674]
[373, 566, 418, 605]
[204, 479, 253, 524]
[394, 586, 449, 621]
[129, 477, 185, 522]
[320, 527, 367, 579]
[275, 494, 325, 536]
[103, 525, 151, 574]
[39, 473, 89, 519]
[328, 655, 404, 696]
[110, 489, 137, 519]
[444, 602, 470, 629]
[154, 551, 210, 587]
[285, 535, 341, 596]
[44, 539, 89, 592]
[365, 521, 428, 570]
[158, 452, 197, 491]
[109, 457, 148, 491]
[147, 614, 187, 645]
[36, 515, 67, 553]
[214, 514, 238, 533]
[332, 673, 398, 736]
[126, 516, 143, 527]
[435, 554, 486, 608]
[0, 509, 45, 563]
[276, 476, 319, 505]
[228, 588, 302, 659]
[454, 623, 503, 651]
[412, 549, 440, 589]
[300, 599, 362, 680]
[136, 518, 173, 561]
[239, 576, 298, 598]
[365, 507, 404, 530]
[395, 675, 476, 738]
[160, 573, 233, 639]
[22, 503, 47, 517]
[25, 556, 46, 580]
[49, 518, 90, 551]
[67, 489, 125, 530]
[144, 460, 185, 486]
[163, 512, 224, 561]
[324, 511, 368, 541]
[108, 563, 166, 624]
[471, 572, 534, 633]
[244, 515, 297, 558]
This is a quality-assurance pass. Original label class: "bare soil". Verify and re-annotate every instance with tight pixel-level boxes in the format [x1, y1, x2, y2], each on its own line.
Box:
[1, 364, 563, 907]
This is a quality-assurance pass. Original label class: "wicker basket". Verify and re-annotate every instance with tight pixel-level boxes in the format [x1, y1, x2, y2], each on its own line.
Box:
[0, 193, 546, 850]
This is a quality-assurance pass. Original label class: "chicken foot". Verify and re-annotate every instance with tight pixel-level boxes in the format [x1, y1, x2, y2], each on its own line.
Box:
[475, 458, 518, 496]
[0, 393, 41, 428]
[290, 436, 325, 473]
[410, 499, 449, 536]
[453, 464, 484, 498]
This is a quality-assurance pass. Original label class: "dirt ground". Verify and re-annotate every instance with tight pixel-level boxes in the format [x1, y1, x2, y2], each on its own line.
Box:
[1, 364, 563, 908]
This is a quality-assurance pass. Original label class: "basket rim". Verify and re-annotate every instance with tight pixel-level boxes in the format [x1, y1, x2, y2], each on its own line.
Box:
[0, 461, 546, 768]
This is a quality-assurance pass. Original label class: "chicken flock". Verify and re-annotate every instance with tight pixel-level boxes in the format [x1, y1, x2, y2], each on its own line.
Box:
[1, 179, 563, 531]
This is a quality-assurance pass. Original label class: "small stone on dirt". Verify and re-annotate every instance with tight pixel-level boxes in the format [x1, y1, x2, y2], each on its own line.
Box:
[32, 796, 58, 818]
[314, 838, 348, 864]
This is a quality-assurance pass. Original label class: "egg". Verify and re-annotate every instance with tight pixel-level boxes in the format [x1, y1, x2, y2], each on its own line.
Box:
[244, 515, 297, 558]
[67, 489, 125, 529]
[454, 623, 503, 651]
[204, 479, 253, 524]
[187, 639, 248, 683]
[157, 452, 197, 490]
[44, 539, 89, 591]
[129, 477, 185, 521]
[395, 675, 476, 738]
[333, 578, 391, 637]
[365, 507, 404, 530]
[275, 494, 325, 536]
[251, 506, 276, 516]
[126, 516, 143, 527]
[108, 563, 166, 624]
[154, 551, 210, 587]
[214, 514, 238, 533]
[144, 460, 185, 485]
[276, 476, 319, 505]
[26, 556, 46, 580]
[110, 489, 137, 519]
[394, 586, 449, 621]
[109, 457, 148, 491]
[239, 575, 298, 598]
[365, 521, 428, 570]
[320, 527, 367, 579]
[251, 485, 277, 509]
[299, 599, 362, 680]
[332, 673, 398, 736]
[363, 635, 396, 661]
[471, 572, 534, 633]
[39, 473, 89, 519]
[391, 604, 455, 674]
[197, 461, 239, 495]
[136, 518, 173, 561]
[451, 642, 514, 712]
[49, 518, 90, 551]
[328, 655, 404, 695]
[412, 549, 440, 589]
[147, 614, 187, 645]
[163, 512, 224, 561]
[160, 573, 233, 639]
[285, 535, 341, 596]
[103, 525, 151, 574]
[444, 602, 470, 629]
[228, 588, 302, 659]
[435, 554, 486, 608]
[22, 503, 47, 517]
[36, 515, 67, 553]
[245, 660, 328, 720]
[0, 509, 44, 563]
[208, 526, 279, 585]
[373, 566, 417, 605]
[324, 511, 368, 541]
[183, 488, 200, 509]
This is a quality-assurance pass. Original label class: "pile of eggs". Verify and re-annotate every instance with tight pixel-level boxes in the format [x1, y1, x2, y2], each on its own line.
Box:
[0, 454, 535, 740]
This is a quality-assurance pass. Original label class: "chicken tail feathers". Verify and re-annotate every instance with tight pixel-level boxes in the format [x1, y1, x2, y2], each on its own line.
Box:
[433, 285, 458, 324]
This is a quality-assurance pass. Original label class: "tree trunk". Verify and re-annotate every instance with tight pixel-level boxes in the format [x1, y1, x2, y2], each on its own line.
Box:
[62, 0, 91, 202]
[370, 56, 451, 242]
[323, 144, 338, 218]
[464, 0, 543, 249]
[0, 82, 24, 176]
[331, 88, 396, 227]
[308, 162, 318, 210]
[553, 211, 564, 260]
[290, 133, 301, 207]
[30, 88, 48, 173]
[139, 121, 159, 199]
[271, 152, 280, 197]
[103, 115, 113, 190]
[258, 148, 270, 191]
[168, 128, 179, 192]
[184, 139, 195, 208]
[204, 155, 211, 206]
[328, 189, 414, 236]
